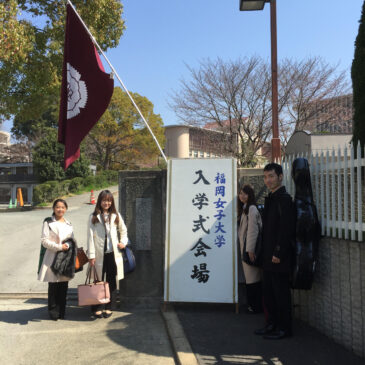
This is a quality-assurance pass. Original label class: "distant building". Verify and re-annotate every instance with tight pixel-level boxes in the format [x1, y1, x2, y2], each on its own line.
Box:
[0, 131, 35, 204]
[0, 162, 36, 204]
[300, 94, 353, 134]
[164, 125, 237, 159]
[164, 123, 270, 166]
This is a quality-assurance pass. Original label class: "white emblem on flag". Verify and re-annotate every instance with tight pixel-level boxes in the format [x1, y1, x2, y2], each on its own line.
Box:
[67, 63, 88, 119]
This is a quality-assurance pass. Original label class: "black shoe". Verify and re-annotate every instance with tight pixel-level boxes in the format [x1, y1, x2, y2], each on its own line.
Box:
[263, 330, 292, 340]
[254, 324, 276, 335]
[49, 311, 59, 321]
[103, 311, 113, 318]
[92, 311, 103, 319]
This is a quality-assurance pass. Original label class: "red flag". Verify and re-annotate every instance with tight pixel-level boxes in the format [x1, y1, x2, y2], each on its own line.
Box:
[58, 4, 114, 169]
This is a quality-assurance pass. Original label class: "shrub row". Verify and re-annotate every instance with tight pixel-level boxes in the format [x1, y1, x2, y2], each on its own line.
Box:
[33, 170, 118, 205]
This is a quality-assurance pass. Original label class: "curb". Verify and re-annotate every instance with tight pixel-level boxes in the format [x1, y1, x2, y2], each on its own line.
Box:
[161, 304, 199, 365]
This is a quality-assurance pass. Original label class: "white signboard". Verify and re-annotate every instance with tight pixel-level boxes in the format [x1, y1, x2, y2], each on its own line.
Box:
[164, 158, 237, 303]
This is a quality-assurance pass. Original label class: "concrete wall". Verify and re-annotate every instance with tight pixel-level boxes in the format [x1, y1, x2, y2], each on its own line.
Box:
[293, 237, 365, 358]
[164, 126, 190, 158]
[311, 134, 352, 153]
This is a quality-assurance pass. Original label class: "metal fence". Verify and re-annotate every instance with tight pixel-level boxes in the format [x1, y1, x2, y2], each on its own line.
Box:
[282, 143, 365, 242]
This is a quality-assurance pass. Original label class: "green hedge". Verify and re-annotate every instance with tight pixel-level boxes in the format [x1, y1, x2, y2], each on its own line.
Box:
[33, 171, 119, 205]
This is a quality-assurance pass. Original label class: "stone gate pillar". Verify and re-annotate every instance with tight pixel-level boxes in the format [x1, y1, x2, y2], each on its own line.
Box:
[118, 170, 166, 306]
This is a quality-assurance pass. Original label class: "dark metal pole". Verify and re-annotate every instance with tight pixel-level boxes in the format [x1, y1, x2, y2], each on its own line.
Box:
[270, 0, 281, 161]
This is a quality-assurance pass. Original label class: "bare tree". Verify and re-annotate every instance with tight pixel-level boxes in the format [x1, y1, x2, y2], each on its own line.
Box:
[170, 56, 349, 165]
[280, 57, 350, 144]
[170, 56, 276, 166]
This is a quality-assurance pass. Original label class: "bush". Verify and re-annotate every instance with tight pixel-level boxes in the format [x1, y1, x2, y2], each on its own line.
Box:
[83, 175, 95, 188]
[47, 180, 62, 200]
[61, 179, 72, 194]
[69, 177, 84, 193]
[33, 170, 119, 205]
[33, 183, 52, 204]
[98, 170, 118, 184]
[94, 174, 108, 188]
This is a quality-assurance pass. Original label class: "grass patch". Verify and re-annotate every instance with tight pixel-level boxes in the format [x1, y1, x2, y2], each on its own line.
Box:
[37, 202, 50, 207]
[73, 182, 117, 195]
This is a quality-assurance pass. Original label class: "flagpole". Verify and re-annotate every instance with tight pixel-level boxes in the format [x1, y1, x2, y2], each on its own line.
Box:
[66, 0, 167, 163]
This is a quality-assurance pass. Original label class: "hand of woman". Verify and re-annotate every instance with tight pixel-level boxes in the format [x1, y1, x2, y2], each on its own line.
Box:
[248, 252, 256, 262]
[117, 243, 126, 250]
[62, 243, 69, 251]
[89, 258, 95, 266]
[272, 255, 280, 264]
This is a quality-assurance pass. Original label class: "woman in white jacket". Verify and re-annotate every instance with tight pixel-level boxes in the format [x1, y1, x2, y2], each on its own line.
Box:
[238, 185, 263, 314]
[38, 199, 74, 320]
[87, 190, 128, 318]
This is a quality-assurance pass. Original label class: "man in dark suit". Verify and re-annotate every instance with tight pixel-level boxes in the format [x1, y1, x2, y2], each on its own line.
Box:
[255, 163, 295, 339]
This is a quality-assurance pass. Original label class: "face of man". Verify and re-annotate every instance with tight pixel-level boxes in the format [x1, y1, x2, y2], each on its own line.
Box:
[264, 169, 283, 192]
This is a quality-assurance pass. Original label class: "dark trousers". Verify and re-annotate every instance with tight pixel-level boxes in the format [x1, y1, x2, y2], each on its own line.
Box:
[92, 252, 117, 312]
[48, 282, 68, 319]
[246, 281, 263, 313]
[263, 270, 292, 332]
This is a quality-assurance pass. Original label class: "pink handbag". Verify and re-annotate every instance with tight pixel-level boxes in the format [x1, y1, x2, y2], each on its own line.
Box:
[78, 265, 110, 306]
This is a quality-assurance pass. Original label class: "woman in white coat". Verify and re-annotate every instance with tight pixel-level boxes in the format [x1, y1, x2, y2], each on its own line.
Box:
[38, 199, 74, 320]
[87, 190, 128, 318]
[238, 185, 263, 314]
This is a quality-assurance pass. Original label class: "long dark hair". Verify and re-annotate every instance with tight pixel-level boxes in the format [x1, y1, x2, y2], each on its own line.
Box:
[91, 190, 119, 225]
[52, 199, 68, 216]
[238, 185, 256, 216]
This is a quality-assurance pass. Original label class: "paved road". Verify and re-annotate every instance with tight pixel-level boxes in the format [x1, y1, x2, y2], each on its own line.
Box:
[0, 298, 175, 365]
[0, 186, 119, 293]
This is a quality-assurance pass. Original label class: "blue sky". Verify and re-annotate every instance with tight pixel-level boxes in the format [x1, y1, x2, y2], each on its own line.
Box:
[2, 0, 364, 134]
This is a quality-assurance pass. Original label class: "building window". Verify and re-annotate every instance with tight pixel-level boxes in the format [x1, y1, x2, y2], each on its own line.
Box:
[194, 150, 198, 158]
[200, 151, 204, 158]
[189, 150, 192, 157]
[207, 152, 211, 158]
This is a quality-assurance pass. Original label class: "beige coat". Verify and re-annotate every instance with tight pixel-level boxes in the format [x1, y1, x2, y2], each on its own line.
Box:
[238, 205, 262, 284]
[86, 213, 128, 281]
[38, 217, 74, 282]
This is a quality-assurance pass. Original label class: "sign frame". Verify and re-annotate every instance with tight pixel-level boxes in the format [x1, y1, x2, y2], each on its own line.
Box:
[164, 158, 238, 305]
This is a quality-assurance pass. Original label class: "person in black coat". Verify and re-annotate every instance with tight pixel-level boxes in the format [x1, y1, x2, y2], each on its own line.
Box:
[254, 163, 295, 340]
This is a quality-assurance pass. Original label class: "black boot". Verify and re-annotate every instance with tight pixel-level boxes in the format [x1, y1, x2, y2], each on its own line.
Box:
[254, 323, 276, 335]
[252, 281, 263, 313]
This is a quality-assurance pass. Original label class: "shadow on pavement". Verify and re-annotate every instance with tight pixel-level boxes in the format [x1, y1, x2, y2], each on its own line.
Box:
[0, 304, 47, 325]
[0, 299, 95, 325]
[175, 303, 365, 365]
[106, 310, 175, 359]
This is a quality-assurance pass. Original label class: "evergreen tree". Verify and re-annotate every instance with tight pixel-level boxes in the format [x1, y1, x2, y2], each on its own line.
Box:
[351, 0, 365, 152]
[32, 129, 90, 182]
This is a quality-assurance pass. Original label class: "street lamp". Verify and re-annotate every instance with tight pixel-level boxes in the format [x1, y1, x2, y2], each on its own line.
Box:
[239, 0, 266, 11]
[239, 0, 281, 162]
